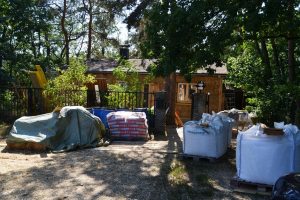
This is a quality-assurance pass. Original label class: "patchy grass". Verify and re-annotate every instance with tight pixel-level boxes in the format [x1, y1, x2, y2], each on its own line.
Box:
[161, 150, 266, 199]
[168, 160, 189, 186]
[165, 159, 216, 199]
[195, 174, 215, 197]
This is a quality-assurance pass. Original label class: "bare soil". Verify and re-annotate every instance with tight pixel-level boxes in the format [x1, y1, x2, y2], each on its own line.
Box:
[0, 128, 269, 200]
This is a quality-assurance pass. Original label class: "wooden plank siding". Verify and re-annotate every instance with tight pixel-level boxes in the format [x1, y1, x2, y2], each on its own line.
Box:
[91, 73, 225, 122]
[175, 75, 224, 122]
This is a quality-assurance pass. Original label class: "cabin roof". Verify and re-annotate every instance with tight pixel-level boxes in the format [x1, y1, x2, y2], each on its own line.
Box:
[86, 59, 228, 75]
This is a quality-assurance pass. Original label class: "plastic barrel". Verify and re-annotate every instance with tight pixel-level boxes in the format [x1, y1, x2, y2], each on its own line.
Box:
[91, 108, 114, 129]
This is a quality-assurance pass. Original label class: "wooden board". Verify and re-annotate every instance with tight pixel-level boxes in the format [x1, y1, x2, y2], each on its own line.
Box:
[6, 142, 47, 152]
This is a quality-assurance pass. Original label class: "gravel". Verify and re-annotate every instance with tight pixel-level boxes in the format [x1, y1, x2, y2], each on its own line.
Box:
[0, 128, 268, 200]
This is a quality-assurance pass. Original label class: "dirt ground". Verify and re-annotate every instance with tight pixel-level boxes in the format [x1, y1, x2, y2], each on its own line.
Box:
[0, 128, 269, 200]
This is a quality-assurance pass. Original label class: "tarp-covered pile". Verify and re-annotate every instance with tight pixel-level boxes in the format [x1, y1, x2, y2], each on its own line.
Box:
[183, 113, 235, 158]
[236, 124, 300, 185]
[107, 111, 148, 140]
[7, 106, 105, 152]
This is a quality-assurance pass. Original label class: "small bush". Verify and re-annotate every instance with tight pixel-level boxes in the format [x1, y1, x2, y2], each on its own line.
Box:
[44, 59, 95, 107]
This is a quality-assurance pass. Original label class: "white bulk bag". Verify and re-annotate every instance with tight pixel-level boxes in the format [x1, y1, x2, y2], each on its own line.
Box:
[218, 114, 235, 146]
[236, 124, 300, 185]
[183, 115, 229, 158]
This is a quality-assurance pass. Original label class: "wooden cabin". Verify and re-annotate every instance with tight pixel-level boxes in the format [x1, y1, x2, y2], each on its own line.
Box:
[86, 59, 227, 122]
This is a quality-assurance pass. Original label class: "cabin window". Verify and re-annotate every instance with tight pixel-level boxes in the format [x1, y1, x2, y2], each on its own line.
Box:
[177, 83, 197, 103]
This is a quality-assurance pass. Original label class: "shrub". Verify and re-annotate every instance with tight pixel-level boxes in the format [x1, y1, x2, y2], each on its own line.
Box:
[44, 59, 95, 107]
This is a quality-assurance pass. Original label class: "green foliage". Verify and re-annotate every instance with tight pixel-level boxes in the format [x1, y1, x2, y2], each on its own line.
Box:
[106, 59, 151, 108]
[112, 59, 143, 91]
[0, 90, 14, 107]
[0, 0, 139, 86]
[0, 0, 57, 85]
[141, 1, 233, 77]
[226, 40, 299, 125]
[224, 0, 300, 125]
[168, 160, 188, 186]
[141, 0, 300, 125]
[44, 59, 95, 107]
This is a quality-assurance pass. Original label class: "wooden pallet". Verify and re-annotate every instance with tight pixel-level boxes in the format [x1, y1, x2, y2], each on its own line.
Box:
[230, 175, 273, 196]
[179, 153, 218, 163]
[110, 136, 149, 141]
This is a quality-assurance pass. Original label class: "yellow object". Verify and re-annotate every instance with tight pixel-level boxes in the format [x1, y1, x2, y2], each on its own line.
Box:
[29, 65, 47, 88]
[27, 65, 50, 112]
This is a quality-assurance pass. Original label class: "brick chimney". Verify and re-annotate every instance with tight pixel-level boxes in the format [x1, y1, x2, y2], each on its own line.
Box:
[119, 44, 130, 59]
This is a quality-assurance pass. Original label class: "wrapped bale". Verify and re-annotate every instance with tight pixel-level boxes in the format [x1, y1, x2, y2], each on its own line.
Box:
[183, 113, 234, 158]
[236, 124, 300, 185]
[107, 111, 148, 140]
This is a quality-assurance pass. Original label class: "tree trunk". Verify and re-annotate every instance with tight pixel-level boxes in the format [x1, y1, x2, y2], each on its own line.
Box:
[86, 0, 93, 60]
[30, 31, 37, 59]
[287, 0, 299, 125]
[0, 57, 2, 70]
[287, 0, 300, 126]
[61, 0, 69, 65]
[1, 26, 6, 70]
[165, 72, 176, 125]
[254, 41, 261, 56]
[260, 39, 272, 80]
[296, 100, 300, 126]
[270, 38, 282, 79]
[45, 32, 51, 58]
[288, 38, 297, 124]
[38, 30, 41, 57]
[288, 39, 295, 83]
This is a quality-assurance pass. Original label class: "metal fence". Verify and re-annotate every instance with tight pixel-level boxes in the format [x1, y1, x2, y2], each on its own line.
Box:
[0, 87, 40, 122]
[224, 89, 245, 110]
[0, 87, 157, 123]
[90, 90, 156, 110]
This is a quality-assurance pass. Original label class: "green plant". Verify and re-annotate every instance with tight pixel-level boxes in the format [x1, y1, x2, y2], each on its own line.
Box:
[168, 160, 188, 186]
[106, 59, 152, 108]
[0, 90, 14, 105]
[44, 58, 95, 107]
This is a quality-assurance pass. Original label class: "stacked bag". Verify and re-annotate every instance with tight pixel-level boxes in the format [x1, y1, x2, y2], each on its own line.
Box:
[236, 123, 300, 185]
[107, 111, 148, 140]
[183, 113, 235, 158]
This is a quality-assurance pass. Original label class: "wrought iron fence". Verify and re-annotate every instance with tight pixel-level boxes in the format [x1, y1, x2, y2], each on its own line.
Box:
[0, 87, 157, 123]
[93, 90, 156, 110]
[224, 89, 245, 110]
[0, 87, 49, 122]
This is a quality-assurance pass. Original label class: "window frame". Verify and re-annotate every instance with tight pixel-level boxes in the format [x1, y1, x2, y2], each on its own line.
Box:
[177, 83, 197, 103]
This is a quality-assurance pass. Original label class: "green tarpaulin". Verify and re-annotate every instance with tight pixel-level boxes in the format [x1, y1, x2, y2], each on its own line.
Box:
[7, 106, 105, 152]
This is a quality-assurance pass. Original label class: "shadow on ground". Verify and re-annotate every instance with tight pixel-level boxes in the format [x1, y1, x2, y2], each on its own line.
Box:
[155, 127, 269, 200]
[0, 128, 269, 200]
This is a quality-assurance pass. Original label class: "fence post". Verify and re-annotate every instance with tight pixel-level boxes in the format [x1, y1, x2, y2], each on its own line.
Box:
[143, 93, 149, 108]
[27, 88, 33, 115]
[86, 89, 94, 107]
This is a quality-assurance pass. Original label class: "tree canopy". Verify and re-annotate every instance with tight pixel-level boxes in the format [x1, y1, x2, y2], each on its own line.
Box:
[1, 0, 300, 125]
[140, 0, 300, 125]
[0, 0, 139, 85]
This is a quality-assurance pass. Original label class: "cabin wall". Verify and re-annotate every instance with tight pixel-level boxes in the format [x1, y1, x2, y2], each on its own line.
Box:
[175, 75, 224, 122]
[90, 73, 225, 122]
